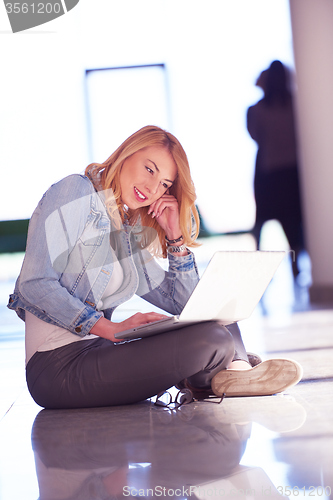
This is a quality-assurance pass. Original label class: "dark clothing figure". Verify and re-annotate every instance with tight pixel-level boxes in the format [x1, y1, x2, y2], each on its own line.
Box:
[247, 60, 304, 276]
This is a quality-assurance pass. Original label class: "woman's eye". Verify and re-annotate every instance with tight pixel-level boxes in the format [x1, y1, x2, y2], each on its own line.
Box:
[145, 166, 153, 174]
[162, 183, 168, 189]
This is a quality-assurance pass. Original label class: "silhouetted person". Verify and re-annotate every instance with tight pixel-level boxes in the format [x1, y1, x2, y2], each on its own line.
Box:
[247, 60, 304, 278]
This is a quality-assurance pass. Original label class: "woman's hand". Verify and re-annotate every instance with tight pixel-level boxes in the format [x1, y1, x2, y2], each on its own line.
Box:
[90, 313, 169, 343]
[148, 193, 189, 256]
[147, 193, 182, 241]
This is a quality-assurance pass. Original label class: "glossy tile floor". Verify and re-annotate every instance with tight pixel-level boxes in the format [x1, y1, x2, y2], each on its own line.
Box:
[0, 233, 332, 499]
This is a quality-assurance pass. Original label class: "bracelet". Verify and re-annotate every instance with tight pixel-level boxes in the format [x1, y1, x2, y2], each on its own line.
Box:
[167, 244, 187, 254]
[165, 234, 183, 245]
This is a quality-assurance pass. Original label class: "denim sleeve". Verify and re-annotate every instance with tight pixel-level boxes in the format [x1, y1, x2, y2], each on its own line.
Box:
[17, 175, 103, 336]
[134, 249, 200, 315]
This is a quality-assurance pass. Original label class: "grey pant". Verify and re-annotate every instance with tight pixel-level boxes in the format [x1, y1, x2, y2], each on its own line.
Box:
[26, 322, 249, 409]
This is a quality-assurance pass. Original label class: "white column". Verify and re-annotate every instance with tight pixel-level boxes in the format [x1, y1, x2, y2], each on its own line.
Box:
[289, 0, 333, 303]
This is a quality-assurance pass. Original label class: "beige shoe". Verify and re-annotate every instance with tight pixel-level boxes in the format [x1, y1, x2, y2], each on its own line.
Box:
[211, 358, 303, 397]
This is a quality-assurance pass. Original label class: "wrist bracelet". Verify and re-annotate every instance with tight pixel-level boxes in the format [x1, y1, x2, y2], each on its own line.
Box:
[165, 234, 183, 244]
[167, 244, 187, 254]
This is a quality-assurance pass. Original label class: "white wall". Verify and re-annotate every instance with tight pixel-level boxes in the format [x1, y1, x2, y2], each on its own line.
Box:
[289, 0, 333, 301]
[0, 12, 87, 220]
[0, 0, 294, 234]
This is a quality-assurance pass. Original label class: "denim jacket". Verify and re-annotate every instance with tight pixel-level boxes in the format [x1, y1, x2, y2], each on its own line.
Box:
[7, 175, 199, 337]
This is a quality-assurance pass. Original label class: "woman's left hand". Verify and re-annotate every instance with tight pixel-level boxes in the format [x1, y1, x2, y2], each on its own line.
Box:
[147, 194, 182, 241]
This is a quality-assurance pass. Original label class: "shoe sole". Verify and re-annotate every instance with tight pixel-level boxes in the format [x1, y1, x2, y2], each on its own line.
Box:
[211, 359, 303, 397]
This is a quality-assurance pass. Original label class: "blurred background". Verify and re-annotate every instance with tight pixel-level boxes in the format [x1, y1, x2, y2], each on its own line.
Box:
[0, 0, 333, 304]
[0, 0, 294, 230]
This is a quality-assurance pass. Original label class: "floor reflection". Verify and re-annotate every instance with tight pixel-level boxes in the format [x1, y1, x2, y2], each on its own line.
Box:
[31, 395, 308, 500]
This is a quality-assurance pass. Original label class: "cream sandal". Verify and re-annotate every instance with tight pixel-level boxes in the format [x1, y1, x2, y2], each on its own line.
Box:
[211, 358, 303, 397]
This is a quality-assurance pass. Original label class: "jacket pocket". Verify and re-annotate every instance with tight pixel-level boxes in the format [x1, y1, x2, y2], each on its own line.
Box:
[79, 213, 109, 247]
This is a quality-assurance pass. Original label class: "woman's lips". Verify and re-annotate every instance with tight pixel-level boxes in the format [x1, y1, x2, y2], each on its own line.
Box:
[134, 186, 148, 202]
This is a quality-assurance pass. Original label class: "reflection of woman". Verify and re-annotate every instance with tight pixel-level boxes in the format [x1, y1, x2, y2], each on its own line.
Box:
[247, 61, 304, 277]
[31, 404, 250, 499]
[8, 125, 301, 409]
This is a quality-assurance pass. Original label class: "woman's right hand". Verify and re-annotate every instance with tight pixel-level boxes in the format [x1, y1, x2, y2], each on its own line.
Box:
[89, 313, 169, 343]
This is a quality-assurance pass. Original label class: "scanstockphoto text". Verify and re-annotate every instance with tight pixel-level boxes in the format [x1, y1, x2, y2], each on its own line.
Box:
[123, 485, 265, 498]
[123, 484, 332, 497]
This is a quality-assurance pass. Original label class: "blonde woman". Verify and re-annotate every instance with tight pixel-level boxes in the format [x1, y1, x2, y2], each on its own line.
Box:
[8, 126, 302, 409]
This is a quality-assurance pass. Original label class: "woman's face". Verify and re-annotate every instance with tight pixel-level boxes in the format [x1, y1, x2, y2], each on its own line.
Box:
[119, 146, 178, 210]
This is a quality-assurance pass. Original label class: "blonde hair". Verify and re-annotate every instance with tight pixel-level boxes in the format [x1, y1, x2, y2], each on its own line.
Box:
[85, 125, 200, 258]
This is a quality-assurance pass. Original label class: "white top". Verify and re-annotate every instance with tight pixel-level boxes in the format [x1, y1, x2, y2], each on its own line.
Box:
[25, 257, 124, 365]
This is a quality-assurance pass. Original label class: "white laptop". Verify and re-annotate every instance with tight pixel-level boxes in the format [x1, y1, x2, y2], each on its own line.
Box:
[114, 251, 286, 341]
